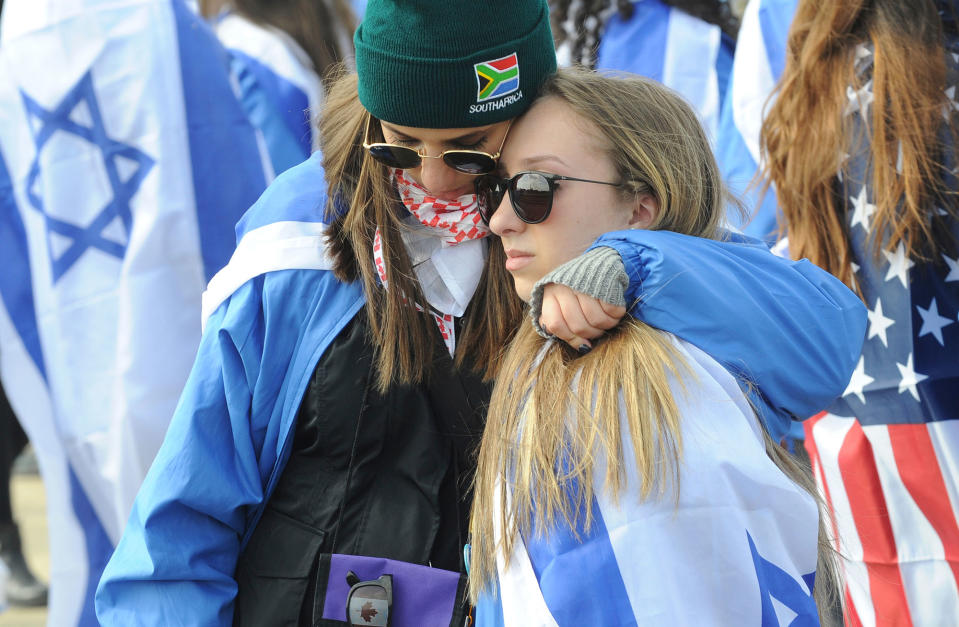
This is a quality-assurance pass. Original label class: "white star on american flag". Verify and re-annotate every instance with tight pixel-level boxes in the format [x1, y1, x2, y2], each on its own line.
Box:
[943, 253, 959, 282]
[844, 356, 874, 404]
[845, 79, 874, 117]
[850, 186, 876, 232]
[916, 297, 953, 345]
[896, 353, 928, 402]
[883, 242, 916, 288]
[867, 297, 895, 347]
[944, 85, 959, 121]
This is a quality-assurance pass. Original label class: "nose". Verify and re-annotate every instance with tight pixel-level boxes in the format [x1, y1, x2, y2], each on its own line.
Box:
[488, 189, 524, 236]
[416, 156, 472, 201]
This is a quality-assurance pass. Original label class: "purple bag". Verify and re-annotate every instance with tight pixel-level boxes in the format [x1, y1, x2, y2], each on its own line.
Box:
[313, 553, 468, 626]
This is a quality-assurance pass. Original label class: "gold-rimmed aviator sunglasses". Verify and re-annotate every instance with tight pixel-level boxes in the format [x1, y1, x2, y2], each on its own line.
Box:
[362, 116, 511, 175]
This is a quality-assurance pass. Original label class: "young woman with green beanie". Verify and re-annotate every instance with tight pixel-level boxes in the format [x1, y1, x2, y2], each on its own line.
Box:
[95, 1, 864, 624]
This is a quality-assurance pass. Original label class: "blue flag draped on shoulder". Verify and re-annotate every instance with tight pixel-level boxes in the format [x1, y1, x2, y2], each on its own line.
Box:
[0, 0, 271, 623]
[477, 340, 820, 626]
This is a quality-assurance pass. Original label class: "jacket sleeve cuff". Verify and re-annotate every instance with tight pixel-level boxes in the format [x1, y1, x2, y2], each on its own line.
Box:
[527, 246, 628, 338]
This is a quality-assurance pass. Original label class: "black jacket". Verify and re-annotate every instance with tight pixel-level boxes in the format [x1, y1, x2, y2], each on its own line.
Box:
[233, 310, 490, 625]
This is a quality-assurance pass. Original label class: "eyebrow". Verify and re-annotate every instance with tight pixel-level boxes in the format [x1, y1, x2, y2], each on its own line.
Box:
[521, 155, 570, 169]
[380, 123, 488, 145]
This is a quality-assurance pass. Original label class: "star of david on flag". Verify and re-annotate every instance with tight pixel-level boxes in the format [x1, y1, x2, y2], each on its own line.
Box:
[21, 71, 155, 282]
[0, 0, 275, 623]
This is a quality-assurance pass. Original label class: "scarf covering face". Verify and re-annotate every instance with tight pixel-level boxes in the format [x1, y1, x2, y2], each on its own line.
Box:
[372, 170, 490, 355]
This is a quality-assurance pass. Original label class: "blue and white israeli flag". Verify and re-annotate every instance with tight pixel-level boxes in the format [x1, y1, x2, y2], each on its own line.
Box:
[716, 0, 797, 242]
[477, 340, 820, 626]
[0, 1, 271, 623]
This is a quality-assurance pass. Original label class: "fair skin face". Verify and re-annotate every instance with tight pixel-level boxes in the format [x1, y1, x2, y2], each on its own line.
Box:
[379, 120, 511, 201]
[489, 97, 660, 349]
[378, 106, 644, 350]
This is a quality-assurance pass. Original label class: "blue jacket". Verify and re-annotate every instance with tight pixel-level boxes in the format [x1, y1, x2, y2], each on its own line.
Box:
[95, 152, 866, 625]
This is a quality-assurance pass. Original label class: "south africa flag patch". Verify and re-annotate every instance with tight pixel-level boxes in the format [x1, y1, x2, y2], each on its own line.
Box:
[474, 53, 520, 102]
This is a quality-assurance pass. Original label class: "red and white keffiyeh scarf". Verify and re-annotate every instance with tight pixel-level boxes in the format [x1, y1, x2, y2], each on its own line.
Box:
[372, 170, 490, 356]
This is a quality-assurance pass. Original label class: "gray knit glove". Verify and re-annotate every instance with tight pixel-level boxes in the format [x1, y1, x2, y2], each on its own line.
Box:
[528, 246, 628, 338]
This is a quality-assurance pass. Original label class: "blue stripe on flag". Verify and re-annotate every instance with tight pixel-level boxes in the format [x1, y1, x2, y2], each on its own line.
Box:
[489, 77, 520, 99]
[747, 532, 818, 626]
[229, 49, 311, 174]
[69, 467, 113, 627]
[716, 98, 781, 242]
[758, 0, 797, 79]
[522, 491, 635, 625]
[596, 0, 671, 81]
[476, 579, 506, 627]
[0, 149, 47, 379]
[716, 32, 736, 111]
[172, 0, 269, 281]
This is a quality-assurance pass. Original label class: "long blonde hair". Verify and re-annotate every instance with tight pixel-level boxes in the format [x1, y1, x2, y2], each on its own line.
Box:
[469, 68, 841, 620]
[318, 71, 523, 390]
[761, 0, 957, 290]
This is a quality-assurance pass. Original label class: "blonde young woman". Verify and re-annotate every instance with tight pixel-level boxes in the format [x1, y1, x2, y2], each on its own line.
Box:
[470, 69, 844, 625]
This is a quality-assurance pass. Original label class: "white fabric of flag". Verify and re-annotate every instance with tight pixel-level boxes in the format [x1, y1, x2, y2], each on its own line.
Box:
[478, 339, 820, 626]
[0, 0, 271, 623]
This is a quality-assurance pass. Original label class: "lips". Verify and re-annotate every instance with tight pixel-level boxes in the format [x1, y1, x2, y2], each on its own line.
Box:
[504, 248, 533, 272]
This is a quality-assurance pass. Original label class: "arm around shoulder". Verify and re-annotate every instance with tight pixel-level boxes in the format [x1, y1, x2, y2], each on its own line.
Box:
[590, 229, 867, 438]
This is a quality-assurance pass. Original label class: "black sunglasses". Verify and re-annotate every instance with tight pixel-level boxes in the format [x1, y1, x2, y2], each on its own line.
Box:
[362, 116, 511, 175]
[346, 571, 392, 627]
[475, 171, 623, 224]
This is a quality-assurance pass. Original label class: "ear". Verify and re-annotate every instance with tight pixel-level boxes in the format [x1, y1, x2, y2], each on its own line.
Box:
[627, 192, 660, 229]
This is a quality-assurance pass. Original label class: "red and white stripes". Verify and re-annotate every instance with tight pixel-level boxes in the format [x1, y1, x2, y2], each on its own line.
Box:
[805, 413, 959, 625]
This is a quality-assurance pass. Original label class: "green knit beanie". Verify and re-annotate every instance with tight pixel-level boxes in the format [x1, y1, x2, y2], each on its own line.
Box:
[354, 0, 557, 128]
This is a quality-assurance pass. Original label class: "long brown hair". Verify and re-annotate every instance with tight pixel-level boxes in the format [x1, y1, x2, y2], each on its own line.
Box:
[469, 70, 841, 618]
[200, 0, 356, 85]
[761, 0, 957, 290]
[318, 71, 523, 390]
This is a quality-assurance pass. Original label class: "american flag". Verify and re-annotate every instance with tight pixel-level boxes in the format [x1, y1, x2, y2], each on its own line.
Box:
[803, 40, 959, 626]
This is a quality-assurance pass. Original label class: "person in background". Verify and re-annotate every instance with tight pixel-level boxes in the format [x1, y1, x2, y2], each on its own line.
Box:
[761, 0, 959, 623]
[199, 0, 357, 175]
[469, 68, 844, 625]
[550, 0, 738, 143]
[0, 381, 47, 608]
